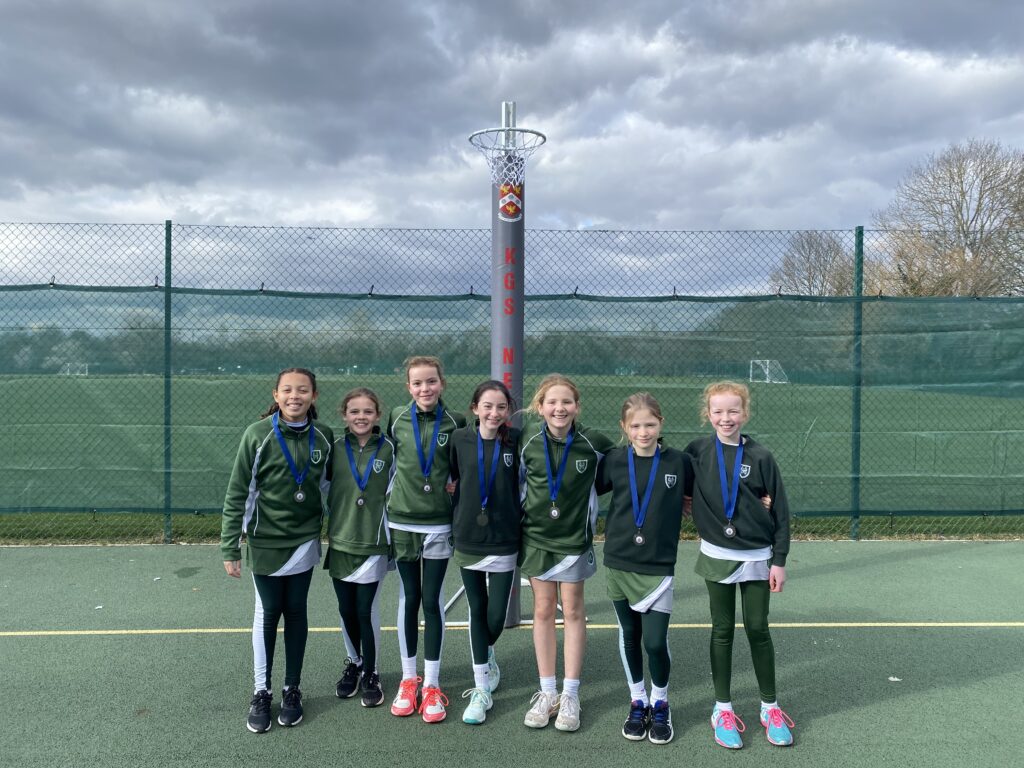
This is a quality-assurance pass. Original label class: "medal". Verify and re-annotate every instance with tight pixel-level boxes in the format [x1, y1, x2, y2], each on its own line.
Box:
[411, 402, 444, 495]
[627, 446, 660, 553]
[272, 412, 315, 506]
[715, 436, 745, 540]
[344, 434, 384, 510]
[543, 426, 575, 523]
[477, 509, 489, 527]
[477, 431, 502, 520]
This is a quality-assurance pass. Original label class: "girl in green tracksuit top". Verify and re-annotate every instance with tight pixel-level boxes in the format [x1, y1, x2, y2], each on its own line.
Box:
[325, 387, 395, 710]
[684, 380, 794, 750]
[595, 393, 690, 746]
[221, 367, 333, 735]
[447, 380, 522, 725]
[385, 355, 466, 724]
[518, 373, 615, 734]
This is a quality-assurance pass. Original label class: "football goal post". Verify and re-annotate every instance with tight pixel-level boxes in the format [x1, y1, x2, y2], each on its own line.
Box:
[749, 359, 789, 384]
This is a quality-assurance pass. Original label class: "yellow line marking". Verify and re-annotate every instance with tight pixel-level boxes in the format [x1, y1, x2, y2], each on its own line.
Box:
[4, 621, 1024, 637]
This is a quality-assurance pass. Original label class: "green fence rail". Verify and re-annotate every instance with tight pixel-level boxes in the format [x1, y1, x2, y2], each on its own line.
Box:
[1, 222, 1022, 542]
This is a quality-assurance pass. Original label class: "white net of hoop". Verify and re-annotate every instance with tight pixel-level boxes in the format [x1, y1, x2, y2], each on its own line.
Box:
[468, 128, 546, 187]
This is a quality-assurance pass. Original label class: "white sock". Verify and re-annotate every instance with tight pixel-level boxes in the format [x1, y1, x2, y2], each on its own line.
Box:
[562, 678, 580, 698]
[651, 684, 669, 704]
[423, 659, 441, 688]
[473, 663, 489, 691]
[401, 655, 418, 680]
[628, 680, 649, 705]
[761, 700, 778, 711]
[540, 676, 557, 695]
[715, 700, 733, 713]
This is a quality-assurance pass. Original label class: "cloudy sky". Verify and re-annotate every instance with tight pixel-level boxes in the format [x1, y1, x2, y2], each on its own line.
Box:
[2, 0, 1023, 231]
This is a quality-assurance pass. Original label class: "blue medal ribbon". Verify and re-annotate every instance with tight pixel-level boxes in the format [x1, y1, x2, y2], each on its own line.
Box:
[410, 402, 444, 482]
[344, 433, 384, 492]
[542, 425, 575, 505]
[272, 412, 315, 489]
[477, 431, 502, 510]
[627, 445, 661, 532]
[715, 436, 745, 525]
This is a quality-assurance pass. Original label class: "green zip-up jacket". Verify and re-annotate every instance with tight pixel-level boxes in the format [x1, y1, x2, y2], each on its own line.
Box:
[221, 417, 334, 561]
[385, 399, 466, 526]
[518, 421, 614, 556]
[449, 424, 522, 556]
[326, 429, 396, 556]
[596, 446, 691, 576]
[683, 434, 790, 566]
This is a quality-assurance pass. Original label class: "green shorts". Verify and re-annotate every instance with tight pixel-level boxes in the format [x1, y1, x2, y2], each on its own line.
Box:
[519, 542, 596, 582]
[391, 529, 454, 562]
[695, 551, 770, 583]
[606, 567, 674, 613]
[324, 548, 389, 583]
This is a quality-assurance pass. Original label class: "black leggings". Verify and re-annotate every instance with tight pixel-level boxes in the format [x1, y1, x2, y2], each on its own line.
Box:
[706, 579, 776, 702]
[396, 558, 449, 661]
[612, 600, 672, 688]
[251, 568, 313, 690]
[331, 578, 384, 673]
[460, 569, 516, 665]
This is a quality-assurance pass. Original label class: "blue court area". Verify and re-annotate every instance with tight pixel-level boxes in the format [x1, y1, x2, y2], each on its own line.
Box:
[2, 540, 1021, 768]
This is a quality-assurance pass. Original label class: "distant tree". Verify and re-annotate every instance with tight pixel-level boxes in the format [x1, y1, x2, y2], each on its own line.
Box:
[770, 231, 854, 296]
[873, 139, 1024, 296]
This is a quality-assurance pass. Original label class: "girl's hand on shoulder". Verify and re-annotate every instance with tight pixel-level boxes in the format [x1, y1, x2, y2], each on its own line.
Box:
[769, 565, 786, 593]
[445, 481, 457, 494]
[761, 494, 772, 511]
[224, 560, 241, 578]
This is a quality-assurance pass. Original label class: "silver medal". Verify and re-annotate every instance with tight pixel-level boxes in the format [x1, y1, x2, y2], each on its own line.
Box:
[549, 506, 560, 519]
[724, 524, 736, 538]
[356, 496, 365, 507]
[476, 512, 489, 527]
[423, 482, 432, 493]
[634, 532, 645, 546]
[294, 488, 306, 503]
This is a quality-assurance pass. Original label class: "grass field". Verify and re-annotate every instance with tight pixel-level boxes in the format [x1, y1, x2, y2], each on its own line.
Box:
[2, 374, 1023, 542]
[3, 540, 1022, 768]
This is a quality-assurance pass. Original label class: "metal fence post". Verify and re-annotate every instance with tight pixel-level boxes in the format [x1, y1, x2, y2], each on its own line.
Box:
[850, 225, 864, 540]
[163, 220, 173, 543]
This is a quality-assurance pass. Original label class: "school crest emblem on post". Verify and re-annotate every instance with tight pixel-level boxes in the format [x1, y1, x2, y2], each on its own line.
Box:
[740, 464, 751, 479]
[664, 474, 677, 488]
[503, 453, 513, 467]
[575, 459, 588, 473]
[498, 183, 523, 222]
[437, 433, 449, 447]
[312, 450, 322, 463]
[373, 459, 385, 473]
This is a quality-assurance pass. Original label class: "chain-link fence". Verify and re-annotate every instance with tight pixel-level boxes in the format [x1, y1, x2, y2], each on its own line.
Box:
[1, 222, 1022, 542]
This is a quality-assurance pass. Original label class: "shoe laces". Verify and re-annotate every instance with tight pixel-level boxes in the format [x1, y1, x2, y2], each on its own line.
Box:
[362, 671, 381, 689]
[282, 687, 302, 708]
[716, 710, 745, 733]
[250, 690, 271, 711]
[462, 688, 492, 707]
[419, 686, 449, 712]
[343, 658, 360, 677]
[627, 701, 647, 724]
[529, 690, 558, 713]
[559, 693, 580, 717]
[651, 702, 670, 725]
[764, 706, 794, 728]
[397, 676, 421, 701]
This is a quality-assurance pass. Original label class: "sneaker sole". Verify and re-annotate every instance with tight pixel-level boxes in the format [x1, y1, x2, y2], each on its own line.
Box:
[714, 736, 742, 749]
[362, 696, 385, 708]
[463, 715, 486, 725]
[422, 712, 447, 723]
[765, 733, 794, 746]
[277, 715, 302, 727]
[391, 705, 416, 716]
[621, 729, 647, 741]
[524, 715, 553, 729]
[246, 722, 271, 734]
[554, 719, 580, 732]
[649, 731, 674, 745]
[336, 687, 359, 699]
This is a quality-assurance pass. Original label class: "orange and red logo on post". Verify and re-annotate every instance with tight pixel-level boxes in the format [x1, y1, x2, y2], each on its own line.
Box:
[498, 183, 523, 222]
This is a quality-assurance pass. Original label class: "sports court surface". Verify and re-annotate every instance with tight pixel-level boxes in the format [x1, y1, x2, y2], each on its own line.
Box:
[3, 540, 1021, 768]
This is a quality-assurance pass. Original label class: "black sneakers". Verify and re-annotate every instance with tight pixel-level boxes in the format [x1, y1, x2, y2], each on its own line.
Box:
[360, 671, 384, 708]
[336, 659, 362, 699]
[622, 700, 650, 740]
[278, 686, 303, 727]
[247, 689, 273, 734]
[648, 700, 674, 745]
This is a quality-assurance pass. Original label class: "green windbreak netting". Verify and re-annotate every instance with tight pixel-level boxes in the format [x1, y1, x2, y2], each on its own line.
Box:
[2, 284, 1022, 541]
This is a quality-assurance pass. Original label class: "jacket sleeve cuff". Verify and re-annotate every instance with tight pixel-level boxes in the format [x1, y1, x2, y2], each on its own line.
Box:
[771, 552, 787, 567]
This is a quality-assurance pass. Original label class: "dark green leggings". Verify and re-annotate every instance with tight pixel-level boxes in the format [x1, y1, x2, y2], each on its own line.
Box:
[331, 578, 383, 673]
[460, 569, 516, 665]
[612, 600, 672, 688]
[396, 558, 448, 660]
[252, 569, 313, 690]
[706, 579, 776, 702]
